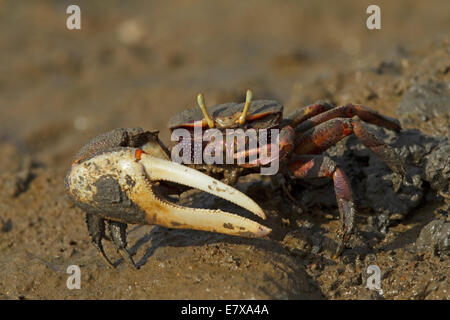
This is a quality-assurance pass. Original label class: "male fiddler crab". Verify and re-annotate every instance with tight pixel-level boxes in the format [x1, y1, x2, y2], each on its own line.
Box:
[65, 89, 405, 268]
[167, 89, 406, 257]
[65, 128, 270, 269]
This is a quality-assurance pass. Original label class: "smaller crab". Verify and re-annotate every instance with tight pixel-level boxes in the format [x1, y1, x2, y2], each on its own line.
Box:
[168, 90, 406, 256]
[65, 128, 271, 268]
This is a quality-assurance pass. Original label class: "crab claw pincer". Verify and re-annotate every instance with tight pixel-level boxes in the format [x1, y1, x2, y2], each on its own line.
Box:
[65, 148, 271, 240]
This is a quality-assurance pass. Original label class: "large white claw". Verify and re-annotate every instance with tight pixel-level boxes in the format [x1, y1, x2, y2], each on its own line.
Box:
[124, 152, 271, 238]
[139, 154, 266, 219]
[66, 148, 271, 238]
[137, 153, 271, 237]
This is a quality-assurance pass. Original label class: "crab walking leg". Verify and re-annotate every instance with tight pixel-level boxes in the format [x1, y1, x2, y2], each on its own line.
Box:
[286, 102, 335, 128]
[288, 155, 355, 257]
[294, 118, 405, 175]
[108, 220, 139, 269]
[235, 126, 296, 168]
[352, 120, 405, 175]
[234, 143, 278, 168]
[85, 213, 115, 268]
[138, 153, 267, 219]
[295, 104, 402, 136]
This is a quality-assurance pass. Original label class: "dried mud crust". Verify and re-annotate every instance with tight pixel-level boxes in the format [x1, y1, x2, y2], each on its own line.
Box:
[1, 1, 449, 300]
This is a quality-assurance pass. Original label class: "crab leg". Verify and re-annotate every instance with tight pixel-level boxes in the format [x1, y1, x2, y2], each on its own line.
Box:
[288, 155, 355, 257]
[294, 103, 401, 136]
[286, 102, 334, 128]
[234, 125, 295, 168]
[85, 213, 116, 267]
[294, 118, 405, 175]
[107, 220, 138, 268]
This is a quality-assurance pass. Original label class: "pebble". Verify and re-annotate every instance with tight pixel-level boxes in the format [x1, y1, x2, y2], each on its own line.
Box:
[416, 218, 449, 256]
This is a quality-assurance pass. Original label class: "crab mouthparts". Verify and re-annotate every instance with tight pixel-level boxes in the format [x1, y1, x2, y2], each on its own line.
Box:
[128, 152, 271, 237]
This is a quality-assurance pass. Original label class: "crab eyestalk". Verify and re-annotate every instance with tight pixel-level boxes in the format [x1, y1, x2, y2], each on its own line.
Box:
[197, 93, 215, 128]
[238, 89, 253, 125]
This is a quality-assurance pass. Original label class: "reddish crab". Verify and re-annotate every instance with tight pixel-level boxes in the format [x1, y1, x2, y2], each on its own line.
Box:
[167, 89, 406, 257]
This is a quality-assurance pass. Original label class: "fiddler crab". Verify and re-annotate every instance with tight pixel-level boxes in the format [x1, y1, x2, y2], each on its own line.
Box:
[65, 89, 405, 268]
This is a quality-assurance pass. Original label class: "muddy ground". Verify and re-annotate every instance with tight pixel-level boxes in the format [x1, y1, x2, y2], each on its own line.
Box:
[0, 1, 449, 299]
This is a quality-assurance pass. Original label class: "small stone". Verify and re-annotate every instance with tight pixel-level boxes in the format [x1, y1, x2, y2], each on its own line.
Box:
[416, 218, 450, 256]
